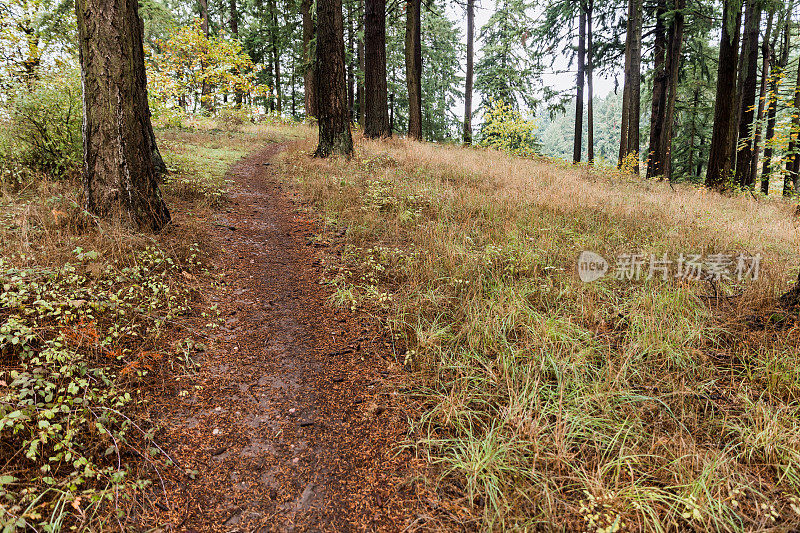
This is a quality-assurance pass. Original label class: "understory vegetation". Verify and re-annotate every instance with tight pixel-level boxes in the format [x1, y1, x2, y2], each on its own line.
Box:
[283, 127, 800, 532]
[0, 108, 284, 528]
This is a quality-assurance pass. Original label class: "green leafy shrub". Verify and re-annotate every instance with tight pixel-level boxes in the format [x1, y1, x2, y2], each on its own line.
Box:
[478, 100, 541, 157]
[4, 70, 82, 177]
[216, 106, 252, 131]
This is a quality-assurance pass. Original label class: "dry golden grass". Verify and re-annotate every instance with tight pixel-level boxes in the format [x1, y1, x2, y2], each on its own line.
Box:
[282, 130, 800, 532]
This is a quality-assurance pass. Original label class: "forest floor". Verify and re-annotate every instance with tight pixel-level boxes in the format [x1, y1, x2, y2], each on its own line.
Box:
[149, 141, 422, 531]
[4, 120, 800, 532]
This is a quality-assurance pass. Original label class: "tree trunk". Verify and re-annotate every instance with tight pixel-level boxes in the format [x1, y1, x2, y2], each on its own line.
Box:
[463, 0, 474, 145]
[357, 4, 365, 126]
[646, 0, 667, 179]
[315, 0, 353, 156]
[347, 3, 355, 120]
[786, 47, 800, 195]
[75, 0, 170, 231]
[762, 11, 789, 195]
[199, 0, 211, 111]
[706, 0, 742, 189]
[627, 0, 642, 175]
[660, 0, 685, 180]
[752, 10, 774, 190]
[268, 0, 282, 116]
[734, 0, 762, 188]
[573, 4, 586, 164]
[618, 4, 632, 168]
[364, 0, 390, 138]
[230, 0, 243, 106]
[301, 0, 317, 117]
[586, 1, 594, 164]
[405, 0, 422, 140]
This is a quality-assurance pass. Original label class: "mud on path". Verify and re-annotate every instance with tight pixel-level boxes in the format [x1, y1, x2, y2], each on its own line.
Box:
[153, 143, 420, 531]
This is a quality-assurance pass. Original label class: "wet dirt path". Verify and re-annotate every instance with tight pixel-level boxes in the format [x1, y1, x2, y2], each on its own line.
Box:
[156, 143, 418, 532]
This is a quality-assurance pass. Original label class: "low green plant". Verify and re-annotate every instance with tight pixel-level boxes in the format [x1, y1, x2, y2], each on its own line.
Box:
[0, 243, 212, 530]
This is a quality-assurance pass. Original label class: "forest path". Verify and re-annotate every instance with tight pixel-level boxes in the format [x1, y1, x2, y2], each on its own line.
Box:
[155, 142, 417, 532]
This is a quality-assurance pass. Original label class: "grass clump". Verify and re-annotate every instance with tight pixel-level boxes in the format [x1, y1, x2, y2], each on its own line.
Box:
[282, 130, 800, 531]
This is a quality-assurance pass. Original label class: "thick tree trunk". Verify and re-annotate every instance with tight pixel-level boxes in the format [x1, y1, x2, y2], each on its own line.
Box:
[586, 1, 594, 164]
[573, 5, 586, 164]
[463, 0, 474, 145]
[660, 0, 685, 180]
[75, 0, 170, 231]
[646, 0, 667, 179]
[762, 13, 789, 195]
[706, 0, 742, 189]
[364, 0, 390, 138]
[752, 11, 774, 189]
[315, 0, 353, 156]
[301, 0, 317, 117]
[405, 0, 422, 140]
[734, 0, 762, 188]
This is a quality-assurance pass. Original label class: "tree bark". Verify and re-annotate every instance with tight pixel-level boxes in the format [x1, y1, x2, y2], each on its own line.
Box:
[618, 4, 632, 168]
[357, 3, 365, 126]
[267, 0, 282, 115]
[301, 0, 317, 117]
[364, 0, 390, 138]
[199, 0, 211, 111]
[762, 11, 789, 194]
[463, 0, 474, 145]
[586, 1, 594, 164]
[786, 45, 800, 195]
[734, 0, 762, 188]
[315, 0, 353, 156]
[230, 0, 243, 106]
[751, 11, 774, 189]
[347, 2, 355, 120]
[405, 0, 422, 140]
[646, 0, 667, 179]
[660, 0, 685, 180]
[706, 0, 742, 189]
[75, 0, 170, 231]
[573, 4, 586, 164]
[627, 0, 642, 175]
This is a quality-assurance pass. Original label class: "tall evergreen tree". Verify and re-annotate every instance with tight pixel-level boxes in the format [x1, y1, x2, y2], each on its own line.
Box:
[618, 0, 641, 173]
[706, 0, 743, 189]
[573, 3, 586, 163]
[464, 0, 475, 145]
[475, 0, 536, 110]
[733, 0, 762, 188]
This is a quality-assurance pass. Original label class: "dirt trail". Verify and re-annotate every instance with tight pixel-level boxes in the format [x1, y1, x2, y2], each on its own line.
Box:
[155, 143, 419, 532]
